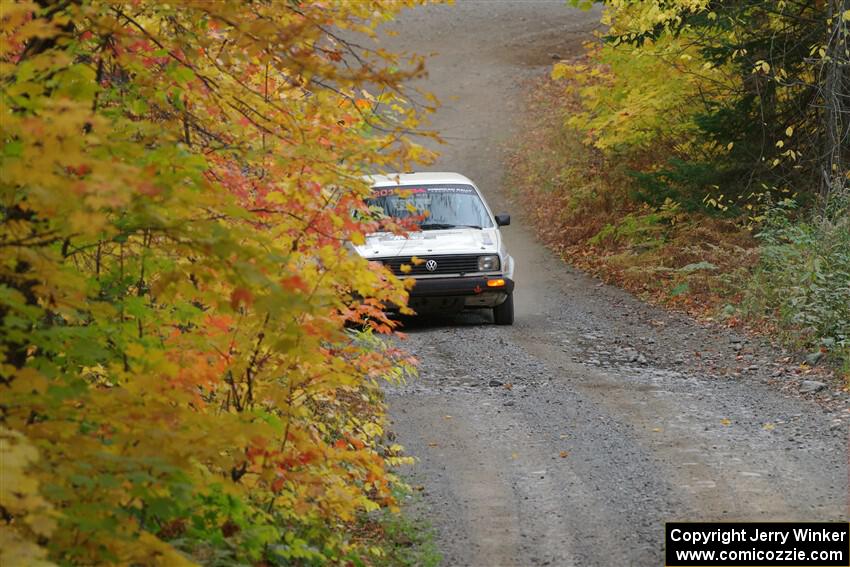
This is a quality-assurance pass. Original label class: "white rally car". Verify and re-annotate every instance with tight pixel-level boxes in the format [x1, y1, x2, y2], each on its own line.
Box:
[355, 172, 515, 325]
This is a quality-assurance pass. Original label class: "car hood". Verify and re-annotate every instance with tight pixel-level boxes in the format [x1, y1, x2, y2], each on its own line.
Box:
[355, 228, 500, 258]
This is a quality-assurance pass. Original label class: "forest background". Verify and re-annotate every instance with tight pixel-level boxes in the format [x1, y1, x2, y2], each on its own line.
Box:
[511, 0, 849, 376]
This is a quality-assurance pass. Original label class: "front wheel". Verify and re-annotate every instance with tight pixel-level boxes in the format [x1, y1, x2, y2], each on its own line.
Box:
[493, 293, 514, 326]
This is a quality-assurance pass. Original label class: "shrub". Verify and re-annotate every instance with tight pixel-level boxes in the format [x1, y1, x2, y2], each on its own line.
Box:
[743, 194, 850, 371]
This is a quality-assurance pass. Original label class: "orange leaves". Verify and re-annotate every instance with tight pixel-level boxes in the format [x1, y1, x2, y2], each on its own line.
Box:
[168, 349, 228, 405]
[334, 436, 366, 451]
[206, 314, 234, 333]
[280, 274, 310, 293]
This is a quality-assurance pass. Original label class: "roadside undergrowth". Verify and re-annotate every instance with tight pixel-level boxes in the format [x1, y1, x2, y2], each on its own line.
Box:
[507, 71, 756, 317]
[507, 69, 849, 379]
[351, 486, 442, 567]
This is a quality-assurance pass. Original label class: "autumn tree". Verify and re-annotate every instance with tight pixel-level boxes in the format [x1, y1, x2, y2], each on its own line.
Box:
[1, 0, 434, 564]
[564, 0, 849, 210]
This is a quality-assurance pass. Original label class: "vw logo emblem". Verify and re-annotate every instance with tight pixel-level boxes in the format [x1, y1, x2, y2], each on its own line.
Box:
[425, 259, 438, 272]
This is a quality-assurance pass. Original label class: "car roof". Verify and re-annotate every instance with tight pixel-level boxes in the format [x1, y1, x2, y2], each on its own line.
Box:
[366, 171, 476, 187]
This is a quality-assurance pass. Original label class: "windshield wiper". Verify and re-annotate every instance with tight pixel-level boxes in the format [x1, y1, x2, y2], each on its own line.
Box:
[419, 223, 482, 230]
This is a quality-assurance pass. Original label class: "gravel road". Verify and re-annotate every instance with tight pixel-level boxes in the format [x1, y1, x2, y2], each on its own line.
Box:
[380, 3, 849, 566]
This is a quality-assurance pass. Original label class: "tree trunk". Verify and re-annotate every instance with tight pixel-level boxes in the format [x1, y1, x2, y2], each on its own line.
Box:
[820, 0, 850, 202]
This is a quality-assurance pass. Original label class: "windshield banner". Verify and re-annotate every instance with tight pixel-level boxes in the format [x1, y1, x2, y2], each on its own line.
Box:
[371, 184, 476, 198]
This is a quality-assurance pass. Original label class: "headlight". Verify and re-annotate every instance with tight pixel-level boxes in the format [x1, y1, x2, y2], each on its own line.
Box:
[478, 255, 500, 271]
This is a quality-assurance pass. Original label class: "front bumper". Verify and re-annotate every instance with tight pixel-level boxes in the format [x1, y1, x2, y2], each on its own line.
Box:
[407, 276, 514, 311]
[409, 276, 515, 297]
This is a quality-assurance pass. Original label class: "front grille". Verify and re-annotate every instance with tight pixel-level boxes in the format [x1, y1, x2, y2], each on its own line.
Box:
[376, 254, 497, 276]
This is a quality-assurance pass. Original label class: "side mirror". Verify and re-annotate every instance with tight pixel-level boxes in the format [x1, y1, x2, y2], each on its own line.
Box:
[495, 213, 511, 227]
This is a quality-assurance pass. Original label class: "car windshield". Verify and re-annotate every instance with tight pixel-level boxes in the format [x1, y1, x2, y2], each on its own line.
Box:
[366, 184, 493, 229]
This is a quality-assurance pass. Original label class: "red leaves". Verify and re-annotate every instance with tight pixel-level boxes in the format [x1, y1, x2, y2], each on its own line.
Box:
[137, 181, 161, 197]
[229, 287, 253, 310]
[280, 275, 309, 293]
[297, 450, 316, 465]
[67, 164, 91, 177]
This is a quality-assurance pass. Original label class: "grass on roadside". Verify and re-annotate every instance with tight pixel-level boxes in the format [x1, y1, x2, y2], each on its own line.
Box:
[349, 486, 441, 567]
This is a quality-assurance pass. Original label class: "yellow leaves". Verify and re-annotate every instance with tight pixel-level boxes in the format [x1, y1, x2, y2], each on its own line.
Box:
[24, 513, 58, 539]
[785, 126, 794, 137]
[361, 421, 383, 438]
[368, 545, 386, 558]
[9, 368, 48, 395]
[551, 62, 572, 81]
[604, 0, 710, 36]
[0, 529, 57, 567]
[0, 428, 41, 498]
[562, 35, 712, 152]
[68, 210, 107, 236]
[124, 343, 146, 359]
[266, 191, 287, 204]
[720, 418, 732, 426]
[124, 532, 198, 567]
[0, 427, 58, 556]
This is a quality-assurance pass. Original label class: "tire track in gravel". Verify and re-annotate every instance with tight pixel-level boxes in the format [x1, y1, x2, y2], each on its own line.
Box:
[379, 3, 849, 566]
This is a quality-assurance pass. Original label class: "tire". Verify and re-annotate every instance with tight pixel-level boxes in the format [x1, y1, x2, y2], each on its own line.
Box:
[493, 293, 514, 325]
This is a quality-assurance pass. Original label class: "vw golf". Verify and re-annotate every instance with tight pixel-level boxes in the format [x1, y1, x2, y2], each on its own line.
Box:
[355, 172, 515, 325]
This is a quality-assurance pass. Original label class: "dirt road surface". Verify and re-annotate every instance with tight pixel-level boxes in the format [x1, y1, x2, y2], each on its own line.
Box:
[379, 3, 849, 566]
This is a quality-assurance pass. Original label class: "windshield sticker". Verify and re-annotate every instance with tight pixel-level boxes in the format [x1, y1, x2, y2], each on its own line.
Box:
[370, 184, 476, 197]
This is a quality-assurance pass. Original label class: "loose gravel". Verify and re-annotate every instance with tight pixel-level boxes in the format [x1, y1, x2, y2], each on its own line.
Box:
[380, 3, 849, 566]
